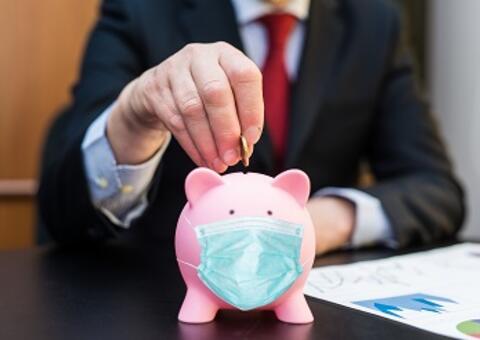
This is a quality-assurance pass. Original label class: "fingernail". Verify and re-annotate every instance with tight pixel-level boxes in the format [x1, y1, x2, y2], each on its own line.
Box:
[223, 149, 238, 166]
[244, 126, 262, 145]
[212, 158, 227, 173]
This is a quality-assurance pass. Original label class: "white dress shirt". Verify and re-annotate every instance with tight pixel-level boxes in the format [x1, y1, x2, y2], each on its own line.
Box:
[81, 0, 395, 248]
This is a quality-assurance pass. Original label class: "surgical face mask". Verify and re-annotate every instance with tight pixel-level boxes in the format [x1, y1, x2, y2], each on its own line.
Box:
[191, 216, 304, 311]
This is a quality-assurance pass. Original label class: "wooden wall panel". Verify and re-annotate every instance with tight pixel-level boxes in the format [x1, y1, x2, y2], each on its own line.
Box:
[0, 200, 35, 249]
[0, 0, 99, 249]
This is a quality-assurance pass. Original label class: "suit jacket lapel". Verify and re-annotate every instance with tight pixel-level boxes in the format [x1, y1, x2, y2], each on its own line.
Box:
[285, 0, 345, 168]
[179, 0, 275, 171]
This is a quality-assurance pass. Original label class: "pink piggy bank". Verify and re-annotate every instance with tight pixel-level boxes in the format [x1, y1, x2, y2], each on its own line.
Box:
[175, 168, 315, 324]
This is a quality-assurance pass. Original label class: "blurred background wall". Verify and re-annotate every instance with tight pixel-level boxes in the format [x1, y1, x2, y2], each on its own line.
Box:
[0, 0, 477, 249]
[429, 0, 480, 240]
[0, 0, 98, 249]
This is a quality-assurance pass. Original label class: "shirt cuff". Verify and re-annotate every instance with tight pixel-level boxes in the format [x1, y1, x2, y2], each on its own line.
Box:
[314, 187, 398, 249]
[81, 103, 171, 228]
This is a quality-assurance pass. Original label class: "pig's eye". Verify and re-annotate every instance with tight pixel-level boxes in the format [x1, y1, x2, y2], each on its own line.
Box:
[229, 209, 235, 215]
[267, 210, 273, 216]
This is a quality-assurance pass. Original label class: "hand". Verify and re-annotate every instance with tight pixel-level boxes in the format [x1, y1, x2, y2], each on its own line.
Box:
[107, 42, 264, 169]
[306, 196, 355, 255]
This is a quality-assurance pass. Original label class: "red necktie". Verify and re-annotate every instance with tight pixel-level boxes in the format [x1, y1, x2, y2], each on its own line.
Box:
[259, 13, 297, 167]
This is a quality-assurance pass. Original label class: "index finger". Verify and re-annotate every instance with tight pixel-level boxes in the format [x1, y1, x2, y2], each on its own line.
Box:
[219, 47, 264, 147]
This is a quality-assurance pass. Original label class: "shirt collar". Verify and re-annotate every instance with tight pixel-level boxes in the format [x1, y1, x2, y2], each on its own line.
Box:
[231, 0, 310, 25]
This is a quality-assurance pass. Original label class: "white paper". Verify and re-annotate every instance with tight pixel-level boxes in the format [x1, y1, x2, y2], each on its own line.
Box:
[305, 243, 480, 339]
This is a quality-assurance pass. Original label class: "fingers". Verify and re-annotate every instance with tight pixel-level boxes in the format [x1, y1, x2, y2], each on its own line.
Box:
[157, 95, 206, 168]
[191, 48, 241, 166]
[143, 67, 205, 167]
[168, 60, 228, 173]
[219, 45, 264, 149]
[142, 42, 264, 173]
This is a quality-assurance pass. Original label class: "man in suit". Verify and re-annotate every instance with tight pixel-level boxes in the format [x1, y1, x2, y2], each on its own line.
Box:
[38, 0, 465, 253]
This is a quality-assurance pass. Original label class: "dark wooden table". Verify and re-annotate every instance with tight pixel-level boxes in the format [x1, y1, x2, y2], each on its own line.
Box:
[0, 240, 463, 340]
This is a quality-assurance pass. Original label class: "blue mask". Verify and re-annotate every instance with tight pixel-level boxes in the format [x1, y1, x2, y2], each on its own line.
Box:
[194, 217, 304, 311]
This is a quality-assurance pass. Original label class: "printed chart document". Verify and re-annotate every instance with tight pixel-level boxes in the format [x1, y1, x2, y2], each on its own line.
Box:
[305, 243, 480, 339]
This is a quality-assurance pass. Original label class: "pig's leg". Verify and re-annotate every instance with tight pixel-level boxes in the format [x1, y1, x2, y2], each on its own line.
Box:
[178, 288, 219, 323]
[274, 292, 314, 324]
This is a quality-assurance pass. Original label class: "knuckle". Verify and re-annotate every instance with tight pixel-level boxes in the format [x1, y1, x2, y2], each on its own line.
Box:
[140, 77, 158, 114]
[183, 43, 201, 55]
[157, 84, 170, 101]
[143, 74, 157, 98]
[162, 60, 178, 79]
[140, 94, 155, 116]
[152, 64, 162, 79]
[167, 113, 186, 133]
[179, 95, 204, 118]
[202, 80, 229, 106]
[160, 56, 175, 73]
[231, 64, 262, 85]
[214, 41, 231, 50]
[217, 127, 240, 143]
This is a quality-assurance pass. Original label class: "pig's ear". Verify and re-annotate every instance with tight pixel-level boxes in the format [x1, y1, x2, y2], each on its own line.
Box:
[272, 169, 310, 207]
[185, 167, 225, 206]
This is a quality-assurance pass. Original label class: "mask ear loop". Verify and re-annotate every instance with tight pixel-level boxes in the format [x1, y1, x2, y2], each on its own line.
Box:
[177, 258, 198, 269]
[177, 216, 199, 269]
[183, 215, 195, 229]
[178, 214, 206, 269]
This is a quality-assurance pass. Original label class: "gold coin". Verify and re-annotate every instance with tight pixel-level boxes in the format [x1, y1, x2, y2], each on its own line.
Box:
[240, 135, 249, 167]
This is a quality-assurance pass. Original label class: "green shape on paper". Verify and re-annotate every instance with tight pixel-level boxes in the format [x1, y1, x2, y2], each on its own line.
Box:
[457, 319, 480, 337]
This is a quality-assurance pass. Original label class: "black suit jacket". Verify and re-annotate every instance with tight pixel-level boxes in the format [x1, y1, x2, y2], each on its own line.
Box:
[38, 0, 465, 247]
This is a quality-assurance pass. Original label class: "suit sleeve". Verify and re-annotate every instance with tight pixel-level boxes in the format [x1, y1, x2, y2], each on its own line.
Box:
[37, 0, 149, 244]
[361, 7, 466, 248]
